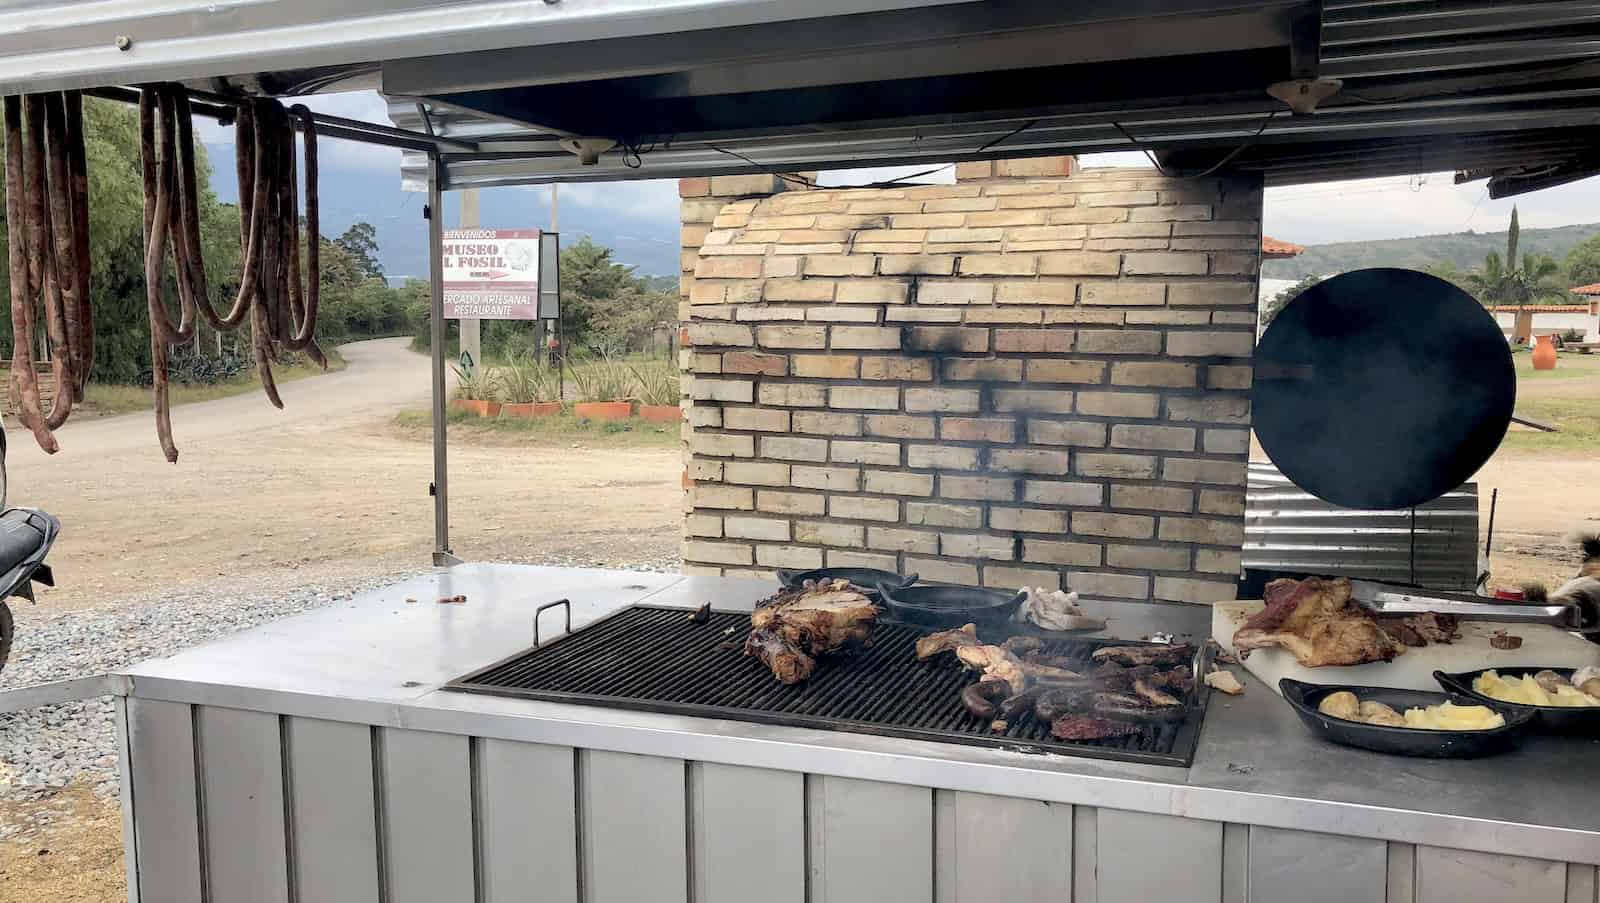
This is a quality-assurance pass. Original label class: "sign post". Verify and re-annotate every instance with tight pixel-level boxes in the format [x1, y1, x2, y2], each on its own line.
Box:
[442, 228, 544, 320]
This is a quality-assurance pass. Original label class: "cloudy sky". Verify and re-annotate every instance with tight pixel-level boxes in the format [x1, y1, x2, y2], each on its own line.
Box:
[197, 91, 1600, 272]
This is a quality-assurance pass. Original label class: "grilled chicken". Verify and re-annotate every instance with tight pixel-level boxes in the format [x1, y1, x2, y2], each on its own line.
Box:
[955, 644, 1026, 692]
[916, 623, 980, 660]
[745, 580, 878, 683]
[1232, 577, 1405, 668]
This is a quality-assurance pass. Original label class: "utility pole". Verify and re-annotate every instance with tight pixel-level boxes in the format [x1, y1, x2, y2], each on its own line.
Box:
[458, 188, 482, 371]
[541, 185, 558, 366]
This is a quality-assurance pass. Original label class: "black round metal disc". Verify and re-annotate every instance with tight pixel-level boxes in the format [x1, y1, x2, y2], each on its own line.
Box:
[1252, 268, 1515, 510]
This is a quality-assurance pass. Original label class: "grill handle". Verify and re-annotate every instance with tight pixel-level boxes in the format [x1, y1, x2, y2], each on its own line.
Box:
[534, 598, 572, 647]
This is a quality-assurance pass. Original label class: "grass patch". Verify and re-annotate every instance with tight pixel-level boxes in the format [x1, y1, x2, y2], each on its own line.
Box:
[1501, 351, 1600, 453]
[80, 349, 347, 417]
[392, 407, 679, 448]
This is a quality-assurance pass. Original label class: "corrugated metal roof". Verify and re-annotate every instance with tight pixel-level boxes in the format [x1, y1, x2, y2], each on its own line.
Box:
[1245, 460, 1480, 590]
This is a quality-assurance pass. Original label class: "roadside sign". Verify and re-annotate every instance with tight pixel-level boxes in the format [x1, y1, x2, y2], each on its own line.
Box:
[442, 228, 541, 319]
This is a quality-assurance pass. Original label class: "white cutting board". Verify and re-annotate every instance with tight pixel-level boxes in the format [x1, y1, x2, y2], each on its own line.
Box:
[1212, 601, 1600, 694]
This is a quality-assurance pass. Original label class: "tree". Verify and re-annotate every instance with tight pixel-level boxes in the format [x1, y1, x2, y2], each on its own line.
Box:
[333, 222, 383, 280]
[1261, 274, 1322, 328]
[1464, 206, 1565, 340]
[1564, 234, 1600, 287]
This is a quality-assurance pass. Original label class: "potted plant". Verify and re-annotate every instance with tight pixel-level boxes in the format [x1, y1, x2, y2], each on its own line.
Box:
[450, 364, 501, 418]
[630, 361, 681, 423]
[500, 353, 563, 417]
[571, 353, 633, 421]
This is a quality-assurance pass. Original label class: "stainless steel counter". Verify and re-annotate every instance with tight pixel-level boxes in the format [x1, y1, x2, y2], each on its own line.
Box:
[120, 564, 1600, 866]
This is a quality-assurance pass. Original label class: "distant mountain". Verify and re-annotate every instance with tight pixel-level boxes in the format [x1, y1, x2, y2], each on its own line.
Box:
[1262, 222, 1600, 280]
[203, 144, 681, 280]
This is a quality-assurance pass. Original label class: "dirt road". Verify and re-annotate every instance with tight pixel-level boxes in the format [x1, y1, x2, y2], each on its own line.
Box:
[7, 338, 683, 610]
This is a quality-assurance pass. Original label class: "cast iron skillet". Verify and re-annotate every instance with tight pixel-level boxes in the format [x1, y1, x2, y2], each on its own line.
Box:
[1280, 678, 1534, 758]
[1253, 268, 1515, 510]
[875, 583, 1023, 629]
[776, 567, 916, 601]
[1433, 667, 1600, 737]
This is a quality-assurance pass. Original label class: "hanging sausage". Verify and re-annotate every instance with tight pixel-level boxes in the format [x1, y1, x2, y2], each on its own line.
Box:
[2, 84, 324, 460]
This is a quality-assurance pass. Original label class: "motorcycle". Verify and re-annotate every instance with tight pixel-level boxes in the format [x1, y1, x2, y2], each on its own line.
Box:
[0, 426, 61, 675]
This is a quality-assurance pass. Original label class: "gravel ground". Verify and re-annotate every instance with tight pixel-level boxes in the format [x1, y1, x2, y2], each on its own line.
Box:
[0, 553, 679, 827]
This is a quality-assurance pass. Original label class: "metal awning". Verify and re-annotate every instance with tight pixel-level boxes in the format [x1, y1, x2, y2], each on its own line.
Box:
[371, 0, 1600, 196]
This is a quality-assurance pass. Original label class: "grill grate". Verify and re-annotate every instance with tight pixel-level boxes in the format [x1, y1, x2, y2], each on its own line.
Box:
[446, 605, 1209, 767]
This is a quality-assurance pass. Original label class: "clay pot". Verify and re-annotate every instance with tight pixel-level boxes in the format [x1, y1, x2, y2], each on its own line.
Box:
[502, 401, 563, 418]
[451, 398, 502, 418]
[1532, 334, 1558, 371]
[573, 400, 632, 421]
[637, 404, 681, 424]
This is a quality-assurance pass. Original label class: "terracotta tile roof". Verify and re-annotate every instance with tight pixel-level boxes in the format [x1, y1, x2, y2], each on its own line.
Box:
[1261, 235, 1304, 259]
[1489, 304, 1591, 313]
[1570, 283, 1600, 296]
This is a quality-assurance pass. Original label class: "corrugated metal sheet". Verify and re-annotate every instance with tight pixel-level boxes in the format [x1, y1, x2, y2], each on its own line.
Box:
[1244, 461, 1480, 590]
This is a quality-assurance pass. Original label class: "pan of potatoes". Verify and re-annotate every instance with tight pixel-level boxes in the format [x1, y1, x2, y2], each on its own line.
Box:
[1434, 666, 1600, 737]
[1280, 678, 1536, 758]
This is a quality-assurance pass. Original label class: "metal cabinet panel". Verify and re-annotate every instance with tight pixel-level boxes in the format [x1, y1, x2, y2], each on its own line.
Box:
[808, 775, 933, 903]
[380, 728, 475, 903]
[1388, 842, 1417, 903]
[286, 717, 380, 903]
[581, 749, 687, 903]
[1073, 806, 1097, 903]
[693, 762, 804, 903]
[479, 740, 579, 903]
[1569, 864, 1598, 903]
[197, 707, 290, 903]
[1249, 826, 1385, 903]
[127, 698, 203, 903]
[1222, 823, 1249, 903]
[1097, 809, 1222, 903]
[1416, 846, 1566, 903]
[935, 790, 1070, 903]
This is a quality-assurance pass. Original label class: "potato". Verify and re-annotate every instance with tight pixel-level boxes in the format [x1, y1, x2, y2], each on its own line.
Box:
[1357, 700, 1407, 727]
[1317, 690, 1359, 720]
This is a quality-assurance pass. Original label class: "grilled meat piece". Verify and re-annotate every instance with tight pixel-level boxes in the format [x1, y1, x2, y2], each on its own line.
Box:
[1035, 687, 1095, 721]
[1051, 715, 1139, 741]
[1378, 612, 1460, 647]
[1203, 669, 1245, 695]
[997, 689, 1040, 722]
[1232, 577, 1405, 668]
[1003, 635, 1044, 656]
[1090, 643, 1194, 668]
[1094, 692, 1186, 722]
[961, 679, 1012, 720]
[955, 644, 1026, 692]
[1133, 678, 1182, 708]
[744, 626, 816, 684]
[915, 623, 980, 661]
[1019, 661, 1084, 685]
[745, 581, 878, 683]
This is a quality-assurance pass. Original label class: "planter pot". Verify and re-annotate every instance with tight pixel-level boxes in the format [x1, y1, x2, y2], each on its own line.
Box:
[638, 404, 681, 424]
[451, 399, 502, 418]
[1532, 334, 1558, 370]
[573, 400, 632, 421]
[502, 401, 563, 418]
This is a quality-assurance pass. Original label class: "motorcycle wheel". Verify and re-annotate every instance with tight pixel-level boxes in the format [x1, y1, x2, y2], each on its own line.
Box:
[0, 600, 11, 674]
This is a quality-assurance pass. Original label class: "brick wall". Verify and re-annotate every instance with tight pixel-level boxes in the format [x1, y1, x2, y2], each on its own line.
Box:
[677, 163, 1262, 605]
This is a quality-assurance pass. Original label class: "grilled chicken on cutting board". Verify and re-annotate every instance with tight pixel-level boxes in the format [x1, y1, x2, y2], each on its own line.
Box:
[1213, 577, 1600, 693]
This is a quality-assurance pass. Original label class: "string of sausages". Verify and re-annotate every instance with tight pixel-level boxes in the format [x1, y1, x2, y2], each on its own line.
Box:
[4, 84, 323, 461]
[3, 92, 90, 454]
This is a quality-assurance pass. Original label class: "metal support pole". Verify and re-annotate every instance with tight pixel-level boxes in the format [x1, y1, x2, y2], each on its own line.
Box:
[428, 155, 460, 567]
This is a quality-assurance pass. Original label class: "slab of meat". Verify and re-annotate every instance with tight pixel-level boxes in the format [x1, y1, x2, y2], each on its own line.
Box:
[745, 580, 878, 683]
[916, 623, 980, 660]
[1051, 716, 1139, 741]
[1232, 577, 1405, 668]
[1090, 643, 1194, 668]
